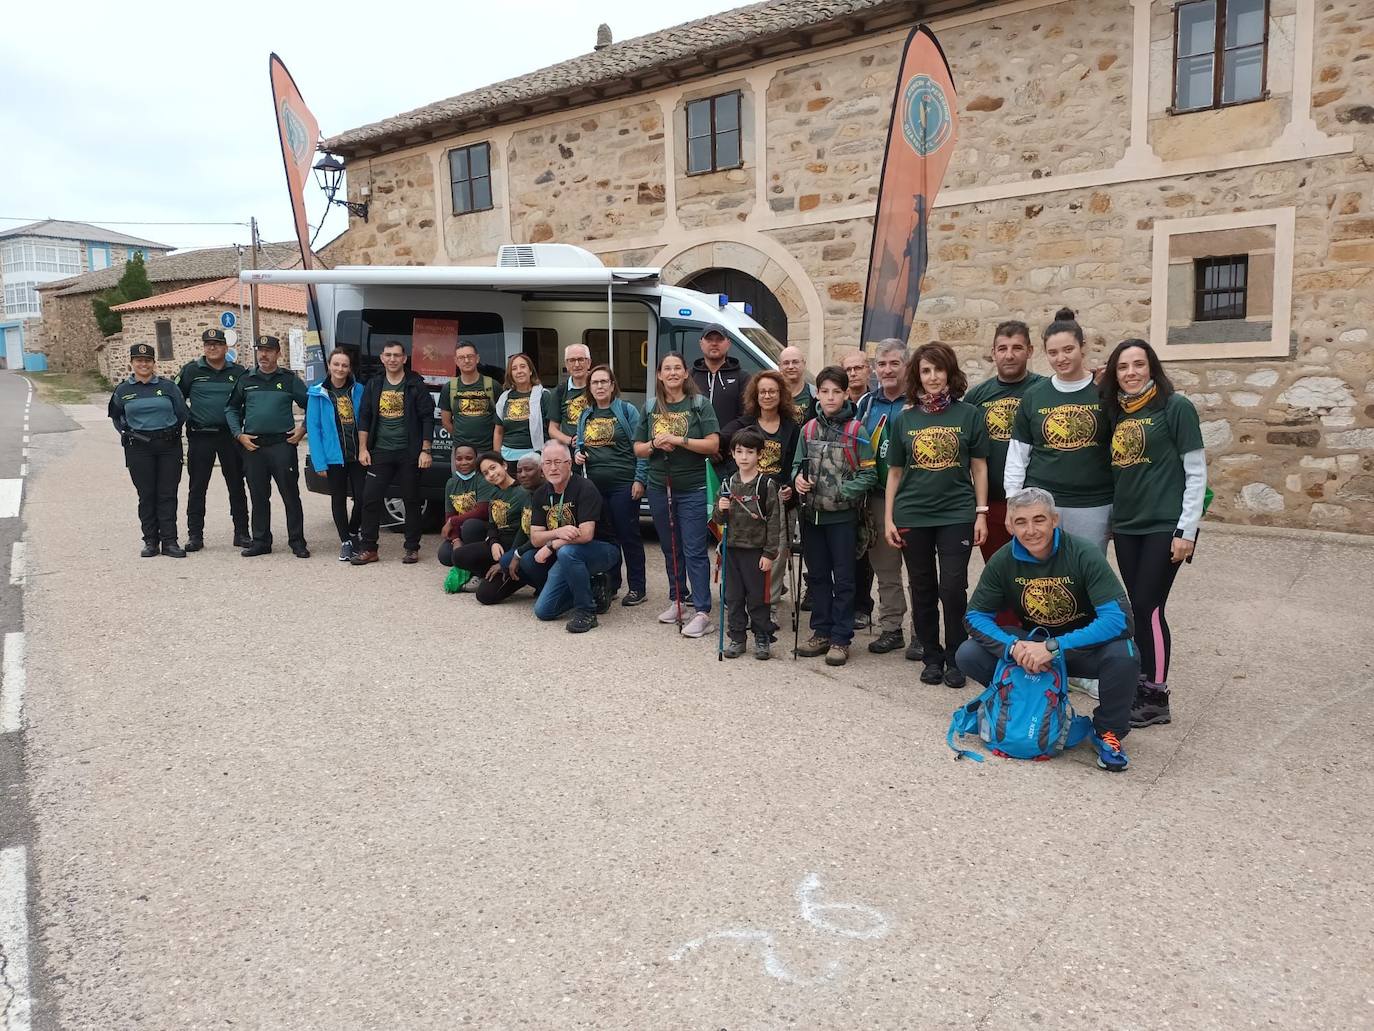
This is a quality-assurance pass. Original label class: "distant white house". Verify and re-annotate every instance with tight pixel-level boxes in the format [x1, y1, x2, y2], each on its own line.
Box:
[0, 219, 171, 369]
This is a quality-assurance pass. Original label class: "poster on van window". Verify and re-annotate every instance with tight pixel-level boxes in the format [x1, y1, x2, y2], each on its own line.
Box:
[412, 318, 459, 379]
[859, 25, 958, 349]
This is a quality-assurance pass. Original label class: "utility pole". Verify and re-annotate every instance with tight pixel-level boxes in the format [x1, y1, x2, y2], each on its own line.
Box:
[249, 217, 261, 348]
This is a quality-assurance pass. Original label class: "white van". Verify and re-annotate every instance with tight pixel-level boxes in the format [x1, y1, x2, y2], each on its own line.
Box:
[241, 244, 786, 519]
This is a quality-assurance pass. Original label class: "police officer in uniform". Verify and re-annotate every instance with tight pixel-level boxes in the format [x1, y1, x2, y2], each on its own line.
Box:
[176, 328, 250, 551]
[107, 342, 190, 557]
[226, 335, 310, 558]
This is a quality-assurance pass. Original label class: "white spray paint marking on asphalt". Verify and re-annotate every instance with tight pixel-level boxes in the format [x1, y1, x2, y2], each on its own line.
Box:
[0, 846, 33, 1031]
[8, 543, 24, 587]
[1, 633, 25, 735]
[670, 873, 889, 985]
[0, 481, 21, 520]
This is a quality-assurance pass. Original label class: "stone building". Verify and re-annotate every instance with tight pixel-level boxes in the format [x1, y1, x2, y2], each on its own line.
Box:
[104, 278, 307, 383]
[36, 242, 301, 376]
[0, 220, 170, 370]
[320, 0, 1374, 532]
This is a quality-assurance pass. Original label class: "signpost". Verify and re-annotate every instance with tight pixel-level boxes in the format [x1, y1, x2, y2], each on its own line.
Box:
[220, 311, 237, 330]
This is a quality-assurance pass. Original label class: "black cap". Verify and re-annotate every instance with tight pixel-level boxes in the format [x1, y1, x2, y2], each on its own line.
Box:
[201, 328, 227, 344]
[700, 323, 729, 340]
[129, 342, 154, 359]
[255, 335, 281, 350]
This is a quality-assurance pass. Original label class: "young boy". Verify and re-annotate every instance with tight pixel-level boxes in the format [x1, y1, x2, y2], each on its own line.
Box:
[712, 428, 785, 660]
[791, 365, 878, 666]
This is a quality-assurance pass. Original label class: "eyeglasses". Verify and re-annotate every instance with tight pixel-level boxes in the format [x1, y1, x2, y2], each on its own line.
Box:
[590, 379, 613, 387]
[566, 356, 590, 363]
[543, 458, 572, 466]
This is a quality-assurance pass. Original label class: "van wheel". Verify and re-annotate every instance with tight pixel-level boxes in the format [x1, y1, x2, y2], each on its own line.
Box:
[383, 497, 441, 532]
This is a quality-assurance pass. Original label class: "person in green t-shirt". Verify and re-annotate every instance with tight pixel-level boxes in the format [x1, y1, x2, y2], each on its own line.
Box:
[446, 452, 532, 606]
[493, 353, 554, 470]
[956, 486, 1137, 772]
[547, 343, 593, 449]
[438, 341, 499, 452]
[1006, 307, 1114, 554]
[633, 352, 721, 637]
[1099, 338, 1207, 730]
[435, 445, 498, 566]
[883, 341, 989, 688]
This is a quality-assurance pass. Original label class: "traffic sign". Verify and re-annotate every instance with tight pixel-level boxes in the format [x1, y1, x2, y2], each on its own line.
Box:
[224, 329, 238, 348]
[220, 311, 237, 329]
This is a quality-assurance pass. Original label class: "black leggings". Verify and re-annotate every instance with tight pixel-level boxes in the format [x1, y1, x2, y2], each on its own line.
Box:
[325, 462, 366, 543]
[1113, 532, 1183, 686]
[436, 519, 488, 565]
[898, 523, 973, 666]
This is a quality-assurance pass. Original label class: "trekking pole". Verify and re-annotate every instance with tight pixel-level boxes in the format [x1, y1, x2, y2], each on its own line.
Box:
[664, 469, 684, 628]
[717, 521, 729, 660]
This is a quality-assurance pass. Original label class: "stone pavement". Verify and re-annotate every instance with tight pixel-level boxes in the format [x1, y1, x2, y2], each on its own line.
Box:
[12, 402, 1374, 1030]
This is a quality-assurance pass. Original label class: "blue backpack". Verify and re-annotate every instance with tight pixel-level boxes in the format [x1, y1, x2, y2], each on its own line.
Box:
[947, 635, 1093, 762]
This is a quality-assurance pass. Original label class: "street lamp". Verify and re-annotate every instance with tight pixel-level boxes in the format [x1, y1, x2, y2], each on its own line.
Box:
[313, 154, 369, 222]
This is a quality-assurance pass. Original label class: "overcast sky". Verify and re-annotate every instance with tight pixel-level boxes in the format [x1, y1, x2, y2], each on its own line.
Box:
[1, 0, 740, 253]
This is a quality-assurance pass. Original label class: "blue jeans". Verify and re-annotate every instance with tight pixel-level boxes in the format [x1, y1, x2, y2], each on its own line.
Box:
[647, 486, 711, 613]
[600, 482, 647, 594]
[524, 540, 622, 620]
[802, 518, 857, 646]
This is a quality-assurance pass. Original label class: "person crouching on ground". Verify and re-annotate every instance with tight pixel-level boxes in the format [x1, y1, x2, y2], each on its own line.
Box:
[712, 428, 784, 661]
[451, 452, 533, 606]
[955, 487, 1137, 772]
[792, 366, 877, 667]
[436, 445, 497, 567]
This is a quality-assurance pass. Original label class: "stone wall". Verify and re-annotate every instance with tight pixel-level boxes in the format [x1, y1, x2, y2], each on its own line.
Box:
[102, 304, 305, 383]
[331, 152, 440, 267]
[35, 279, 205, 374]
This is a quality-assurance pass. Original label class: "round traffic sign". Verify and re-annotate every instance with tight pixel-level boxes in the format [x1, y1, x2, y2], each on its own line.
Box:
[220, 311, 237, 329]
[224, 329, 238, 347]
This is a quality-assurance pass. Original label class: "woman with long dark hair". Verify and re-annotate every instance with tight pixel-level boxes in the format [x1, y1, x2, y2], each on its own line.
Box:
[724, 369, 800, 503]
[633, 352, 720, 638]
[883, 341, 989, 688]
[306, 347, 367, 561]
[1099, 338, 1206, 728]
[1005, 307, 1114, 552]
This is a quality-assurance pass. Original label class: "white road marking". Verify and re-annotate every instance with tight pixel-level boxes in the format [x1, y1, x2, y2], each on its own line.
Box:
[0, 846, 33, 1031]
[0, 480, 21, 519]
[8, 542, 24, 587]
[1, 632, 24, 734]
[18, 465, 26, 479]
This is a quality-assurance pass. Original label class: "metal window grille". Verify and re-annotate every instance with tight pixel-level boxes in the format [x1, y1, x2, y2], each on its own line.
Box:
[1194, 255, 1249, 321]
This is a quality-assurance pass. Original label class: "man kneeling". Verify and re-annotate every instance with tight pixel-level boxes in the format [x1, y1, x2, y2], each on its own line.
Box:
[955, 487, 1137, 772]
[521, 442, 622, 632]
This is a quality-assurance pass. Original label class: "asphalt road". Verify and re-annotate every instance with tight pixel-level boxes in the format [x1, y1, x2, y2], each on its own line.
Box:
[7, 393, 1374, 1030]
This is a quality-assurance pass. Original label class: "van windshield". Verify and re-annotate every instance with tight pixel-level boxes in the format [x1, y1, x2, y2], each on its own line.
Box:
[741, 326, 785, 364]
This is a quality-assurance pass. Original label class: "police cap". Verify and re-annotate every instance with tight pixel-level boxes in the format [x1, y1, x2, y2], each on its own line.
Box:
[255, 335, 281, 351]
[129, 342, 155, 359]
[202, 328, 227, 345]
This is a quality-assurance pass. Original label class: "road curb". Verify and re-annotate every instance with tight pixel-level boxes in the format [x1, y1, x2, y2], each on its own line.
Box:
[1200, 518, 1374, 549]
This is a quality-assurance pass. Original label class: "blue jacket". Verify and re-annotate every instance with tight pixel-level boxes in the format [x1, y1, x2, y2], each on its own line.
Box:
[307, 380, 365, 473]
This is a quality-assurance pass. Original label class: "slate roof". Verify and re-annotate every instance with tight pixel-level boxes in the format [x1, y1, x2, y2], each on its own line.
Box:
[325, 0, 987, 158]
[0, 219, 172, 250]
[111, 278, 307, 316]
[41, 242, 303, 298]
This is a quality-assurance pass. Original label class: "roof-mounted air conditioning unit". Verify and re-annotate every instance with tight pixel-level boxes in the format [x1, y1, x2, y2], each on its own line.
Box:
[496, 244, 605, 269]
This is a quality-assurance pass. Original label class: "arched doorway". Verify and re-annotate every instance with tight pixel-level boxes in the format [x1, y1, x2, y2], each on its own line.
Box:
[682, 267, 789, 345]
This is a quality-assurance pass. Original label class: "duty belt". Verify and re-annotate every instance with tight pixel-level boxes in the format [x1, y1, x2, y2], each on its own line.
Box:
[250, 432, 290, 446]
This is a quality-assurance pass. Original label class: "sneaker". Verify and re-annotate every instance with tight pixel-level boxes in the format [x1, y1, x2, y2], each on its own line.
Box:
[795, 634, 830, 658]
[1093, 730, 1129, 772]
[800, 590, 813, 612]
[657, 602, 684, 624]
[349, 550, 380, 566]
[854, 611, 872, 631]
[905, 640, 925, 662]
[868, 630, 905, 654]
[591, 573, 611, 615]
[622, 589, 647, 607]
[824, 644, 849, 667]
[1068, 677, 1101, 700]
[943, 666, 967, 689]
[722, 639, 746, 659]
[338, 540, 354, 562]
[402, 549, 419, 564]
[184, 537, 204, 553]
[920, 659, 944, 684]
[1131, 685, 1172, 728]
[754, 638, 771, 661]
[566, 610, 599, 634]
[681, 611, 712, 639]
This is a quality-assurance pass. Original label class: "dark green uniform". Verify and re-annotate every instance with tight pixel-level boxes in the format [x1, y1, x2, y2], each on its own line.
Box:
[964, 373, 1044, 503]
[108, 375, 188, 548]
[225, 367, 309, 551]
[888, 400, 989, 528]
[1010, 378, 1113, 507]
[177, 357, 250, 543]
[1109, 393, 1204, 534]
[438, 374, 498, 452]
[636, 396, 721, 492]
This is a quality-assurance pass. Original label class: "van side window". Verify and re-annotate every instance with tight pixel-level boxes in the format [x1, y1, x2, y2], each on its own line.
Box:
[523, 328, 559, 386]
[583, 328, 648, 393]
[334, 309, 504, 381]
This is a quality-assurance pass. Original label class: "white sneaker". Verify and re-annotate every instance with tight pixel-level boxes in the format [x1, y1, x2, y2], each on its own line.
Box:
[1068, 677, 1100, 700]
[681, 611, 712, 638]
[657, 602, 684, 624]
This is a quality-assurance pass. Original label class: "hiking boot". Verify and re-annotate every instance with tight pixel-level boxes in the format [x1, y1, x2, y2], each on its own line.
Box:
[681, 611, 712, 639]
[184, 537, 204, 553]
[1093, 731, 1129, 772]
[140, 542, 159, 558]
[565, 610, 598, 634]
[943, 666, 967, 689]
[349, 550, 380, 566]
[722, 639, 746, 659]
[754, 638, 771, 661]
[824, 644, 849, 667]
[1131, 685, 1172, 728]
[795, 634, 830, 658]
[621, 589, 647, 608]
[232, 533, 252, 549]
[338, 540, 354, 562]
[868, 630, 905, 654]
[657, 602, 684, 624]
[293, 546, 311, 559]
[920, 659, 945, 684]
[905, 640, 925, 662]
[161, 542, 187, 558]
[402, 549, 419, 564]
[854, 610, 872, 631]
[591, 573, 611, 614]
[240, 543, 272, 557]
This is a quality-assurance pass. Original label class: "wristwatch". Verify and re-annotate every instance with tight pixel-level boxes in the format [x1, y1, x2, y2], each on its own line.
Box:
[1045, 638, 1060, 655]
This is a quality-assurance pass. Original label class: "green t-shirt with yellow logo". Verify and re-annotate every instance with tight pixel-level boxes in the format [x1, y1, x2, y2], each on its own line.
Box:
[499, 389, 554, 452]
[374, 382, 408, 453]
[439, 375, 498, 452]
[1010, 378, 1113, 507]
[485, 483, 530, 549]
[581, 405, 638, 490]
[888, 401, 989, 528]
[964, 373, 1044, 503]
[634, 396, 720, 492]
[443, 471, 497, 518]
[1109, 392, 1203, 535]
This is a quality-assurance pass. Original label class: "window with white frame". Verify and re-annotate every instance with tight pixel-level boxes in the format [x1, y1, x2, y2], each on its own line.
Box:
[1, 243, 28, 274]
[3, 282, 42, 317]
[90, 244, 111, 270]
[5, 241, 83, 275]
